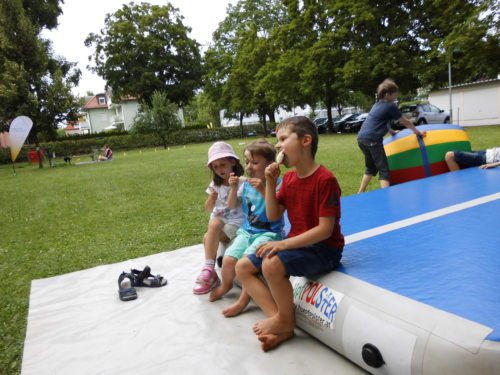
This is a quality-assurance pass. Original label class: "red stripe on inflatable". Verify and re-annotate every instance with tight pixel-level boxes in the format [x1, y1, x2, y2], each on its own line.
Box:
[390, 161, 450, 185]
[429, 161, 449, 176]
[390, 166, 426, 185]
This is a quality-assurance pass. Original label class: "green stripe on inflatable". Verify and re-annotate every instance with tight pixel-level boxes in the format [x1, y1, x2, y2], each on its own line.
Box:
[425, 142, 471, 164]
[388, 141, 471, 171]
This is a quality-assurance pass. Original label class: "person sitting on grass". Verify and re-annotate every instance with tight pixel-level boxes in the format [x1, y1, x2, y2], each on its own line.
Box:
[209, 139, 283, 318]
[445, 147, 500, 171]
[235, 116, 345, 352]
[98, 144, 113, 161]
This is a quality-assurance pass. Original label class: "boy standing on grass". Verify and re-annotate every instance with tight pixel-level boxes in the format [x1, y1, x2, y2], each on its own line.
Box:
[235, 116, 344, 351]
[357, 78, 426, 193]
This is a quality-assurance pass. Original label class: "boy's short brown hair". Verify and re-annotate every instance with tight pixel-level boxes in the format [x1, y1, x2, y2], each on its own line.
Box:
[245, 139, 276, 162]
[377, 79, 399, 99]
[276, 116, 318, 158]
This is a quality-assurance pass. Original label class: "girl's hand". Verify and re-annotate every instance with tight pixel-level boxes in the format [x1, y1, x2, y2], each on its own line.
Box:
[208, 187, 218, 201]
[256, 240, 287, 258]
[265, 162, 281, 182]
[248, 177, 265, 194]
[228, 173, 239, 187]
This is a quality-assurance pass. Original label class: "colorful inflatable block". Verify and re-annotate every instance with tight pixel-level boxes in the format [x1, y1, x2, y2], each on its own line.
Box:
[383, 124, 471, 185]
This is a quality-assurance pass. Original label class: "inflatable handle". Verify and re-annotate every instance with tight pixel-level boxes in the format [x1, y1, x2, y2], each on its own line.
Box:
[362, 343, 385, 368]
[416, 133, 431, 177]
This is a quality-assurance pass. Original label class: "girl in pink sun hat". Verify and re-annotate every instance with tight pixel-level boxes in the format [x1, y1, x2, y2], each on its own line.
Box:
[193, 141, 245, 295]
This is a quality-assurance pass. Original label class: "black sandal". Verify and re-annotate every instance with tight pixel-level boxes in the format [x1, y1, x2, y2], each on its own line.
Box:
[131, 266, 167, 287]
[118, 272, 138, 301]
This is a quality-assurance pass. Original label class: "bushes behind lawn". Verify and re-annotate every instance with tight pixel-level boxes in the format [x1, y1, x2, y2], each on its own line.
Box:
[0, 124, 266, 164]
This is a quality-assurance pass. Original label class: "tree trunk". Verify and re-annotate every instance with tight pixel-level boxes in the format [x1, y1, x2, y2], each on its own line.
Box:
[326, 95, 335, 133]
[261, 110, 268, 136]
[239, 112, 244, 137]
[267, 110, 276, 124]
[161, 134, 168, 149]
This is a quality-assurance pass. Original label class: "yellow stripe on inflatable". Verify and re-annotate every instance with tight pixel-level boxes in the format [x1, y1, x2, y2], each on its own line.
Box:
[385, 129, 470, 156]
[422, 129, 470, 147]
[385, 135, 419, 156]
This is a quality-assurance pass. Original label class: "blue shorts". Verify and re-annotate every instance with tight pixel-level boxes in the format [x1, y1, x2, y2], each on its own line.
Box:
[453, 150, 486, 168]
[247, 243, 342, 277]
[225, 229, 281, 260]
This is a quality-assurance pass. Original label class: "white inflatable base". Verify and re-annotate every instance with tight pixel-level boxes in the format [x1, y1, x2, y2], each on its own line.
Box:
[293, 272, 500, 375]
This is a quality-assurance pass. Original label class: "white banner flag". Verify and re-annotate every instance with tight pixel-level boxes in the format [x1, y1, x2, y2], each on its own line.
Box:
[9, 116, 33, 162]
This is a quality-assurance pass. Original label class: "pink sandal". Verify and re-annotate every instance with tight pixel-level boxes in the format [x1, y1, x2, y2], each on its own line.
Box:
[193, 267, 221, 295]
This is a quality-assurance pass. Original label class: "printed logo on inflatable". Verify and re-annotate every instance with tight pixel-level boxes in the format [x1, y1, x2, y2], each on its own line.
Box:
[292, 277, 343, 330]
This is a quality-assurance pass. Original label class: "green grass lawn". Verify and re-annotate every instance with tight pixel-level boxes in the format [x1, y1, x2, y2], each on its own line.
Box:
[1, 126, 499, 373]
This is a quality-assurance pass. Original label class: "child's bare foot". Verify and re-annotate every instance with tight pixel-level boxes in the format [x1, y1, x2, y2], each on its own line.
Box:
[258, 331, 294, 352]
[222, 300, 249, 317]
[209, 283, 233, 302]
[253, 315, 295, 335]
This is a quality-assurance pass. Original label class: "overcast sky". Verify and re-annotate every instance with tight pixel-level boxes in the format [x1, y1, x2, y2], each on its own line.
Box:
[42, 0, 234, 97]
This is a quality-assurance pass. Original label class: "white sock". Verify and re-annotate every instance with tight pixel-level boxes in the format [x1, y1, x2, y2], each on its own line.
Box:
[204, 259, 215, 269]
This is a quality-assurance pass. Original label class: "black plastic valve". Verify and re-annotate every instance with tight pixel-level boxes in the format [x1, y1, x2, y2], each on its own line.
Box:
[362, 343, 385, 368]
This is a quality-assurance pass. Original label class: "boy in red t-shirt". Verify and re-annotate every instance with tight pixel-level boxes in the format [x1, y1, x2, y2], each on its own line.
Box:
[236, 116, 344, 351]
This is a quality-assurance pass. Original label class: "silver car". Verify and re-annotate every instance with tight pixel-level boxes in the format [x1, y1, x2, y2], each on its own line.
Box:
[400, 103, 450, 125]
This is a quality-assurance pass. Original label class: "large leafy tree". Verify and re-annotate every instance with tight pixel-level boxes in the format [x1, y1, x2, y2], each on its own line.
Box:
[413, 0, 499, 89]
[0, 0, 81, 141]
[204, 0, 288, 132]
[85, 2, 202, 106]
[206, 0, 497, 131]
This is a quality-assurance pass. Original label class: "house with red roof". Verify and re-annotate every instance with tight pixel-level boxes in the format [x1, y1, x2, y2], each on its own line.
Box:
[83, 93, 140, 133]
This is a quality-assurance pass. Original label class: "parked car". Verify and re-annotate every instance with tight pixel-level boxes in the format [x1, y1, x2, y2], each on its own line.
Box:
[343, 113, 368, 133]
[395, 102, 450, 128]
[334, 113, 360, 133]
[313, 117, 329, 133]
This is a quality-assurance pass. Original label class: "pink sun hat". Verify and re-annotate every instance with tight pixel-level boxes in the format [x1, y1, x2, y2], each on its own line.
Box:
[207, 141, 239, 167]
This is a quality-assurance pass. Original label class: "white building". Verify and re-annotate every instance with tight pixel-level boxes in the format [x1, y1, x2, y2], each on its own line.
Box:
[428, 78, 500, 126]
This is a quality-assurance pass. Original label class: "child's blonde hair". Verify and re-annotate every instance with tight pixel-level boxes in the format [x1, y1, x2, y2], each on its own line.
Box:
[377, 79, 399, 100]
[245, 139, 276, 162]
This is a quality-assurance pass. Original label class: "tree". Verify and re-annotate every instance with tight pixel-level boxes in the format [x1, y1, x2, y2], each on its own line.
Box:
[412, 0, 499, 89]
[204, 0, 288, 134]
[183, 91, 221, 127]
[0, 0, 81, 142]
[131, 90, 181, 149]
[85, 2, 202, 106]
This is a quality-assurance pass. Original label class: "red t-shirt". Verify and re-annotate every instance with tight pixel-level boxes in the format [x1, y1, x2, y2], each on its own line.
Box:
[276, 165, 344, 250]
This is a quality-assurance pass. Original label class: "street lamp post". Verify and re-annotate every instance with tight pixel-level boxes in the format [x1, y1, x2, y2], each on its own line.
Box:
[448, 61, 453, 124]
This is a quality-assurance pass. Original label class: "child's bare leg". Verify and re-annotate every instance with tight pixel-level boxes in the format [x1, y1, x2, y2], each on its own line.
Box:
[236, 258, 278, 317]
[223, 287, 251, 317]
[253, 256, 295, 336]
[204, 219, 225, 260]
[210, 256, 237, 302]
[358, 174, 372, 193]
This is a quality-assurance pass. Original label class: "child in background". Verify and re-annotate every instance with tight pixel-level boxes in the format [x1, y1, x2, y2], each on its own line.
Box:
[357, 79, 426, 192]
[209, 140, 283, 318]
[193, 141, 245, 295]
[445, 147, 500, 170]
[236, 116, 345, 351]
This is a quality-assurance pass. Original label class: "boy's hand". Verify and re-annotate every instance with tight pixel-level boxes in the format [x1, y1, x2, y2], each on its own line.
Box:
[265, 162, 281, 182]
[256, 240, 287, 258]
[416, 130, 427, 137]
[248, 177, 265, 194]
[228, 173, 239, 187]
[389, 129, 400, 136]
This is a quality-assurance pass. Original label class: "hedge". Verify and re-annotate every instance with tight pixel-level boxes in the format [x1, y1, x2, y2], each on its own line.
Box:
[0, 124, 269, 164]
